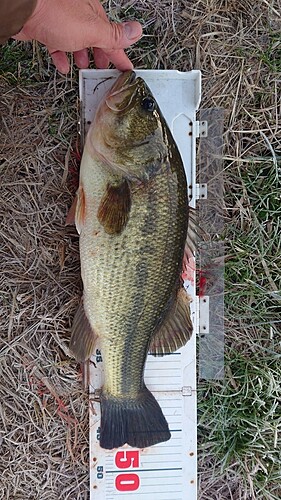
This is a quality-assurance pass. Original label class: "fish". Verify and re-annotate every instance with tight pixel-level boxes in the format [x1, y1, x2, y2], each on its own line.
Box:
[69, 70, 194, 450]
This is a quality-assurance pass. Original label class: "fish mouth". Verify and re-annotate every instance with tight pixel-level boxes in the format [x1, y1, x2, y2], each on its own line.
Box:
[109, 70, 136, 94]
[105, 71, 138, 112]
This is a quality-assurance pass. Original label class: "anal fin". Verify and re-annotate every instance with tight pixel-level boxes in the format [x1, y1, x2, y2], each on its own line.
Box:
[69, 300, 97, 362]
[149, 287, 193, 356]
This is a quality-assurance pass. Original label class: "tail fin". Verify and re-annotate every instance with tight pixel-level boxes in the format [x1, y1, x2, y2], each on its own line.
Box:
[99, 386, 171, 449]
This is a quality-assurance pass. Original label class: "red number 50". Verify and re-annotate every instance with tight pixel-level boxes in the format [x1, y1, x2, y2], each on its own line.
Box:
[115, 450, 140, 492]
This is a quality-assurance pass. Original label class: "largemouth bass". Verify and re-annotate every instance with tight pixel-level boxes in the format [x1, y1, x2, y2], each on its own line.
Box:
[70, 71, 194, 450]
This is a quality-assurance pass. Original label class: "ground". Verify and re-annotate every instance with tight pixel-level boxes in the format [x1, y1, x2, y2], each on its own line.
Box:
[0, 1, 280, 499]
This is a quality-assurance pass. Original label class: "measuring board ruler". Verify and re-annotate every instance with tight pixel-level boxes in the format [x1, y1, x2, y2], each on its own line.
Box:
[79, 69, 202, 500]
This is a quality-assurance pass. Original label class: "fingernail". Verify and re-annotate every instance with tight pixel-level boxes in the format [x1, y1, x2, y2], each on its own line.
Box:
[124, 21, 142, 40]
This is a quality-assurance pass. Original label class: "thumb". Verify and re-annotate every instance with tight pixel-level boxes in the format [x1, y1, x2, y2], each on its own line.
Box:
[86, 19, 142, 50]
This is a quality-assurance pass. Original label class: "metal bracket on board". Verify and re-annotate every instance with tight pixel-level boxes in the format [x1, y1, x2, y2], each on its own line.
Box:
[196, 183, 207, 200]
[91, 389, 102, 402]
[182, 386, 193, 397]
[198, 296, 209, 334]
[194, 120, 208, 138]
[195, 296, 210, 335]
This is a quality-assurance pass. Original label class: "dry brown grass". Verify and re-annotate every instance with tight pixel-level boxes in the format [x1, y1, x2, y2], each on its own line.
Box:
[0, 1, 280, 498]
[0, 76, 89, 497]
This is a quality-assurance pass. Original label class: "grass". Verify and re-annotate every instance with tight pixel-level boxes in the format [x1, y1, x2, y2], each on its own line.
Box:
[197, 151, 280, 499]
[224, 165, 280, 328]
[0, 41, 52, 84]
[1, 1, 280, 499]
[198, 159, 281, 499]
[260, 32, 281, 72]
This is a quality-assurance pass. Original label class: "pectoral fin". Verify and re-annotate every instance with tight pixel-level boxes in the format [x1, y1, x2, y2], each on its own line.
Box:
[97, 179, 131, 234]
[69, 300, 98, 362]
[149, 287, 193, 356]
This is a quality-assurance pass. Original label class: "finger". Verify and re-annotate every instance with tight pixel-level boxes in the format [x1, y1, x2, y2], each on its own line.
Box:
[85, 20, 142, 50]
[74, 49, 89, 69]
[12, 31, 30, 42]
[48, 50, 70, 74]
[93, 48, 110, 69]
[103, 49, 134, 72]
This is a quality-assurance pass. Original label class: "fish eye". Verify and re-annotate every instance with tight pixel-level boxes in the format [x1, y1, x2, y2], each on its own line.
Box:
[141, 97, 155, 112]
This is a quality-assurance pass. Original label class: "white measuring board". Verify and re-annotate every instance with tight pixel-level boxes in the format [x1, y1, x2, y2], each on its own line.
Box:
[79, 69, 201, 500]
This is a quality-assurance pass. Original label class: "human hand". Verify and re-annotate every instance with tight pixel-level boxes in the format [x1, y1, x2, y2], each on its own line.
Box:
[13, 0, 142, 74]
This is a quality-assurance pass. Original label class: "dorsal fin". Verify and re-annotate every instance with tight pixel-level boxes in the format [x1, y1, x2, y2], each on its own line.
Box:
[186, 206, 198, 254]
[149, 287, 193, 356]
